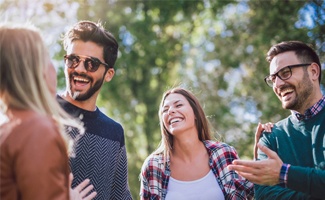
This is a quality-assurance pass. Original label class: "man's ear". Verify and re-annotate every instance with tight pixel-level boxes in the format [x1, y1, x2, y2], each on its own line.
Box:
[104, 68, 115, 82]
[309, 63, 320, 82]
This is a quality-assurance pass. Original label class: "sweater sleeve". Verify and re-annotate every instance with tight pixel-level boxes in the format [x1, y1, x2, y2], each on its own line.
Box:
[254, 184, 312, 200]
[255, 135, 312, 199]
[287, 165, 325, 199]
[111, 145, 133, 200]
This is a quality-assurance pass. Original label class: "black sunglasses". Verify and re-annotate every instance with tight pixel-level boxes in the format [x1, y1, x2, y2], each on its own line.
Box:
[64, 54, 109, 72]
[264, 63, 311, 87]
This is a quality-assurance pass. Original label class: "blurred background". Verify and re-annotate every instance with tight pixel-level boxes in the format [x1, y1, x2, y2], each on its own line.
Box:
[1, 0, 324, 198]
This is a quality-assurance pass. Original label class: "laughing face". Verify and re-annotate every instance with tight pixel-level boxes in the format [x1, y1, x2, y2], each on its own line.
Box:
[161, 93, 197, 136]
[64, 40, 114, 101]
[270, 51, 313, 113]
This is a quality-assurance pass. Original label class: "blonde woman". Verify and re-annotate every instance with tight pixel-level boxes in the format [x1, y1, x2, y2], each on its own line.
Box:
[0, 23, 93, 200]
[140, 87, 254, 199]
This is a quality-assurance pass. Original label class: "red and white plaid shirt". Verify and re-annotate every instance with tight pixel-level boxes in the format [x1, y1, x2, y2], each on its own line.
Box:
[140, 140, 254, 200]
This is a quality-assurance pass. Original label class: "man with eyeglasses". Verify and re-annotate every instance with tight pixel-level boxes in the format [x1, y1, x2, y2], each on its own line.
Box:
[57, 21, 132, 200]
[228, 41, 325, 199]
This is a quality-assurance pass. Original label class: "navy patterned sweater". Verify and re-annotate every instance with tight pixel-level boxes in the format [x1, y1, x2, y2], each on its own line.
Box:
[57, 96, 132, 200]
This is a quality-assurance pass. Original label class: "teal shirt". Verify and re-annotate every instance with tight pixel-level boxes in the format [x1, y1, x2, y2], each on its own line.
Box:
[255, 106, 325, 200]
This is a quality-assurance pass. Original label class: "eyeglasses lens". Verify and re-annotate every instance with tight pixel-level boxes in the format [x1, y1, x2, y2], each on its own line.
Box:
[266, 67, 292, 87]
[266, 76, 274, 87]
[277, 68, 290, 79]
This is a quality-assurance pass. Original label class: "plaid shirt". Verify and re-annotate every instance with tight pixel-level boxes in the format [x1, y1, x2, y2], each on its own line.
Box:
[293, 95, 325, 121]
[280, 95, 325, 186]
[140, 140, 254, 200]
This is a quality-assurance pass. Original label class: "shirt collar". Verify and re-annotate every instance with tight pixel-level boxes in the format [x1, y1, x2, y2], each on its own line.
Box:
[292, 95, 325, 121]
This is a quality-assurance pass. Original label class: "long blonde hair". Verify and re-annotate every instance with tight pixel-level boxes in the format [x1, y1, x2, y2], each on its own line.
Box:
[0, 23, 83, 146]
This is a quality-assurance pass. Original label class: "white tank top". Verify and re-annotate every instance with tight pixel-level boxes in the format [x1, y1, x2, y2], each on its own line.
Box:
[165, 170, 225, 200]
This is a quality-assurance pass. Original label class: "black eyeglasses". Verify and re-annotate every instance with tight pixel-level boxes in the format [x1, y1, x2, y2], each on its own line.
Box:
[264, 63, 311, 87]
[64, 54, 109, 72]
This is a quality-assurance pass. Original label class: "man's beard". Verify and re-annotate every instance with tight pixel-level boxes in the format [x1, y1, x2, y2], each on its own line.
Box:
[283, 71, 313, 111]
[67, 72, 105, 101]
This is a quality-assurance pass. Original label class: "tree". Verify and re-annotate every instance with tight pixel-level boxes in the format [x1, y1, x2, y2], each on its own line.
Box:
[1, 0, 324, 198]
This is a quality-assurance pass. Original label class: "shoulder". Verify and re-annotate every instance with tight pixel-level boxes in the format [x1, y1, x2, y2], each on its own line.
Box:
[32, 113, 57, 129]
[262, 117, 291, 140]
[1, 110, 59, 139]
[204, 140, 236, 152]
[142, 153, 164, 167]
[1, 110, 66, 157]
[203, 140, 239, 160]
[97, 109, 123, 130]
[28, 113, 60, 139]
[141, 153, 165, 174]
[81, 109, 125, 143]
[274, 116, 291, 129]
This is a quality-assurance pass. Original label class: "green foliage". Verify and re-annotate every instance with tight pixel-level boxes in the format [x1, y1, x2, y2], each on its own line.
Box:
[1, 0, 324, 199]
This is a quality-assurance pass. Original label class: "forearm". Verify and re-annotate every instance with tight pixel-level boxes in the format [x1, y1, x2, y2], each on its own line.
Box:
[287, 165, 325, 199]
[256, 138, 308, 199]
[254, 184, 310, 200]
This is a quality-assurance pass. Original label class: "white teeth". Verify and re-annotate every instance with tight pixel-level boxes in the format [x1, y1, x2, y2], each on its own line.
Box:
[281, 88, 294, 96]
[74, 77, 89, 83]
[170, 118, 181, 124]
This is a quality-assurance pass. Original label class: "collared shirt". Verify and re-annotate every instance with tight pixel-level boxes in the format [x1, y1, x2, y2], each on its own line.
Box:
[293, 95, 325, 121]
[281, 95, 325, 186]
[140, 140, 254, 200]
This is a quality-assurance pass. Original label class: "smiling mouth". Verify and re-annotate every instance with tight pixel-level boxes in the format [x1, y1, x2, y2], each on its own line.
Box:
[280, 88, 294, 97]
[169, 118, 182, 125]
[73, 76, 90, 84]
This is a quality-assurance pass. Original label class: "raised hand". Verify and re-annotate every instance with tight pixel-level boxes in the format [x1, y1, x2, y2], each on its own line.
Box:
[228, 143, 283, 185]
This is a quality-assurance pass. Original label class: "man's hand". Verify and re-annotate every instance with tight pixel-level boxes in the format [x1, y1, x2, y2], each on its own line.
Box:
[69, 173, 97, 200]
[228, 143, 283, 186]
[254, 122, 273, 159]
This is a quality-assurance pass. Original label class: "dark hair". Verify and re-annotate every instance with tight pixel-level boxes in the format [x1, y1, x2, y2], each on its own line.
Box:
[63, 20, 118, 68]
[266, 41, 322, 83]
[155, 87, 212, 157]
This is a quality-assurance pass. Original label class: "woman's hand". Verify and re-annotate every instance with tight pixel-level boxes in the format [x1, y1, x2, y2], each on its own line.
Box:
[69, 173, 97, 200]
[254, 122, 273, 160]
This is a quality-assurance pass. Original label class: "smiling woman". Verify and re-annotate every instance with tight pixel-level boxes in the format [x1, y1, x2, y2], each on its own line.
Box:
[139, 87, 254, 200]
